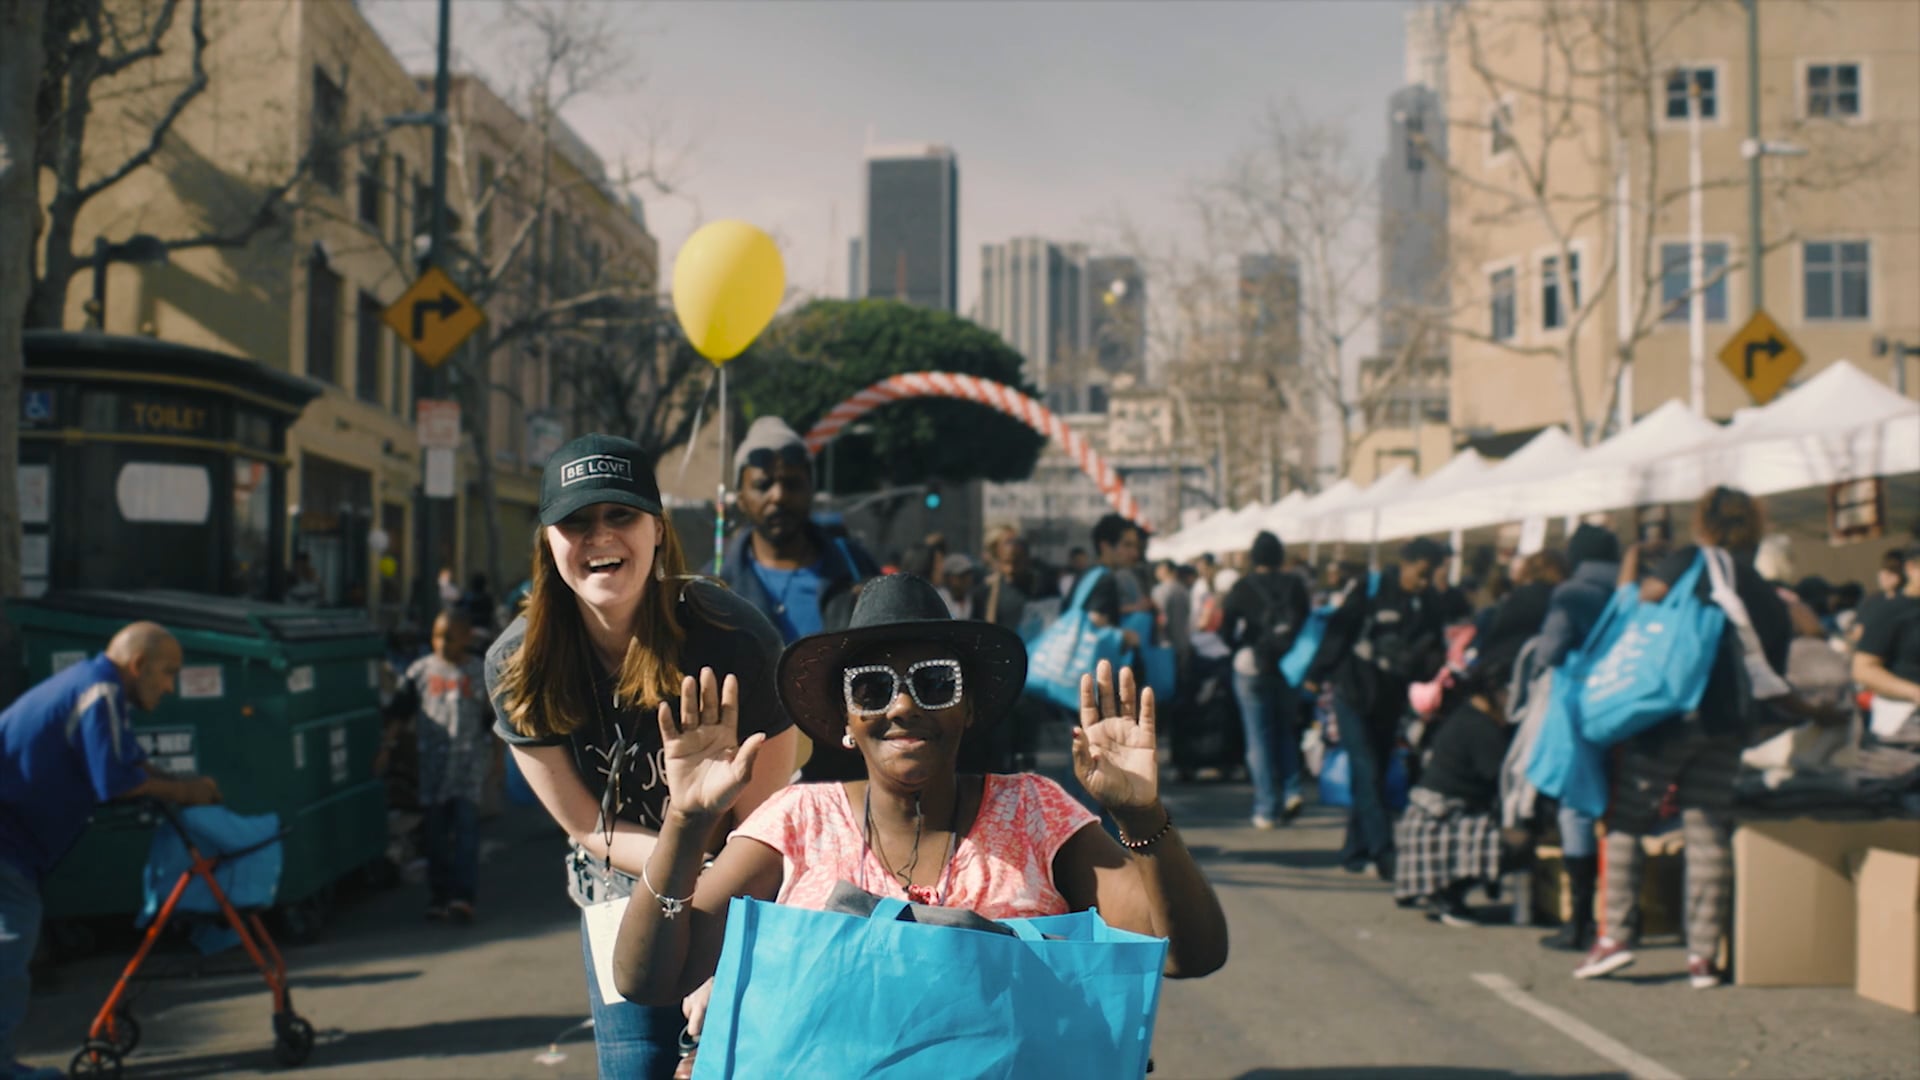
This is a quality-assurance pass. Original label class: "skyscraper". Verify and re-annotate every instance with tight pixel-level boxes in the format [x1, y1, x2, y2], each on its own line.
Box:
[847, 236, 865, 299]
[979, 237, 1094, 412]
[1086, 255, 1147, 382]
[862, 144, 958, 311]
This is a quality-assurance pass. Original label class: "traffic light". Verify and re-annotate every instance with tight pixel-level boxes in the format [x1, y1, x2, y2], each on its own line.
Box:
[924, 486, 942, 511]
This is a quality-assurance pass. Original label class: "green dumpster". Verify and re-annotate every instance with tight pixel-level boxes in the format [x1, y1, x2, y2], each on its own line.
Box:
[5, 589, 387, 921]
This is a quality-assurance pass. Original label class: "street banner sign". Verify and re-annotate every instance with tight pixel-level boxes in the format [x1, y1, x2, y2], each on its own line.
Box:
[424, 447, 457, 499]
[384, 266, 485, 367]
[1717, 310, 1804, 406]
[416, 399, 461, 449]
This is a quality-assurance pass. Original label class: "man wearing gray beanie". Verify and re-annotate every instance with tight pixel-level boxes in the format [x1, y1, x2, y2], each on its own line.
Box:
[711, 415, 881, 780]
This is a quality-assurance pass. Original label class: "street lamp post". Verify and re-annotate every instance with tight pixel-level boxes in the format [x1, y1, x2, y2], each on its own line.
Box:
[1873, 338, 1918, 396]
[85, 234, 170, 331]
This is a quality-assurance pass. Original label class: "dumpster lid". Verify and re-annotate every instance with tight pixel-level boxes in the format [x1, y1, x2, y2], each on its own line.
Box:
[19, 590, 381, 642]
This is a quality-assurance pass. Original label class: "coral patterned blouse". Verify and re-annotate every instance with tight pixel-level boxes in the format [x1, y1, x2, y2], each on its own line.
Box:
[730, 774, 1101, 920]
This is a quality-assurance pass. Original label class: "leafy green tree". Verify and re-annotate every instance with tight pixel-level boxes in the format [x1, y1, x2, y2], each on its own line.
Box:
[730, 299, 1045, 495]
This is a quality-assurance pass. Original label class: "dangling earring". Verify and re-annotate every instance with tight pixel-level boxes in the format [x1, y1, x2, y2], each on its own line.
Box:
[840, 731, 856, 750]
[655, 562, 666, 581]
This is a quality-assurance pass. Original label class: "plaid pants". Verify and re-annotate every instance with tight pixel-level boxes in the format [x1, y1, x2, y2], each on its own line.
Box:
[1603, 808, 1732, 960]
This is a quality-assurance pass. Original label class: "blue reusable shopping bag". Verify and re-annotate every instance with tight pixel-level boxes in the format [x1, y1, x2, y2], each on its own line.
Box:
[1576, 555, 1725, 746]
[1524, 666, 1613, 819]
[1025, 567, 1126, 709]
[1280, 573, 1378, 687]
[1315, 744, 1408, 811]
[1122, 611, 1178, 703]
[138, 806, 284, 953]
[693, 896, 1168, 1080]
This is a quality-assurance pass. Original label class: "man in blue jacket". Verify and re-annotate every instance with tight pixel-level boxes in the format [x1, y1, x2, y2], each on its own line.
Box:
[0, 622, 221, 1080]
[713, 416, 880, 779]
[1533, 523, 1621, 953]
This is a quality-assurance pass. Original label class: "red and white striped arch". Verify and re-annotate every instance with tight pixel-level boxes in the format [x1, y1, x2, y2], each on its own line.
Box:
[801, 371, 1146, 527]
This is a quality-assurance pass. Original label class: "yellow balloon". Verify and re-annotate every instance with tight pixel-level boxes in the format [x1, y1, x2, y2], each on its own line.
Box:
[672, 221, 786, 364]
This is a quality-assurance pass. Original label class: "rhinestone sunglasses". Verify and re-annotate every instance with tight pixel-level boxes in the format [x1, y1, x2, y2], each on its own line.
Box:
[842, 659, 965, 716]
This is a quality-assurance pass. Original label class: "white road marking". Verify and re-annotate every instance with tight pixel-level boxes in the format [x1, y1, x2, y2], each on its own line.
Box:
[1472, 972, 1684, 1080]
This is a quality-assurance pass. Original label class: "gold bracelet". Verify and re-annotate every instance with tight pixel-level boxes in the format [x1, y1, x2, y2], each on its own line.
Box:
[1118, 808, 1174, 851]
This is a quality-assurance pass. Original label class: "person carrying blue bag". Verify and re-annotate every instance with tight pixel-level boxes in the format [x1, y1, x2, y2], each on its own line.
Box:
[1573, 488, 1846, 990]
[612, 574, 1229, 1077]
[1222, 531, 1313, 829]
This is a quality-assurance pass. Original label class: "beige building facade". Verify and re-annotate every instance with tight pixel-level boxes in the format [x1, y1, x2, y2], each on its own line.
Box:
[46, 0, 656, 620]
[1443, 0, 1919, 441]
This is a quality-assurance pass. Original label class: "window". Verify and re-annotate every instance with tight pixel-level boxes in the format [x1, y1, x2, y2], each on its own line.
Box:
[1487, 99, 1515, 157]
[1541, 251, 1581, 330]
[391, 155, 408, 247]
[305, 256, 340, 384]
[355, 293, 383, 405]
[1664, 67, 1717, 121]
[310, 69, 345, 192]
[1804, 241, 1869, 320]
[1489, 267, 1516, 341]
[1807, 63, 1861, 118]
[356, 148, 383, 228]
[475, 154, 496, 259]
[1659, 242, 1729, 322]
[1405, 108, 1425, 172]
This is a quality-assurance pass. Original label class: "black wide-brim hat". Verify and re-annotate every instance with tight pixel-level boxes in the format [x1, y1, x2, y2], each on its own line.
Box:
[777, 574, 1029, 745]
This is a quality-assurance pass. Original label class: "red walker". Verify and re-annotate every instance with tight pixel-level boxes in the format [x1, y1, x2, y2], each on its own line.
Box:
[68, 803, 314, 1078]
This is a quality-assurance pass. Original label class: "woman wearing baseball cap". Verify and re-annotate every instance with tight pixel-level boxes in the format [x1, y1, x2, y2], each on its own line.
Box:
[484, 434, 796, 1079]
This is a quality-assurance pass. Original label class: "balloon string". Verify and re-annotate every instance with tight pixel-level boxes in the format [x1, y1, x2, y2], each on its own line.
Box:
[676, 368, 718, 487]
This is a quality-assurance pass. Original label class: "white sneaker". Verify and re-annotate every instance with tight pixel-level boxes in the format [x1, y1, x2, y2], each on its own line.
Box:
[1251, 815, 1276, 830]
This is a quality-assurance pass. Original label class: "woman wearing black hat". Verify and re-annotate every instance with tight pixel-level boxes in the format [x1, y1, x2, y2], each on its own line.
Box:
[610, 574, 1229, 1022]
[484, 434, 798, 1080]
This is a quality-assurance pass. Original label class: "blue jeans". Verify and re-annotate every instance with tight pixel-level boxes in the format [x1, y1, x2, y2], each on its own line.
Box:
[1334, 696, 1397, 865]
[1558, 804, 1598, 858]
[1232, 671, 1300, 820]
[423, 798, 479, 905]
[0, 860, 42, 1070]
[580, 913, 685, 1080]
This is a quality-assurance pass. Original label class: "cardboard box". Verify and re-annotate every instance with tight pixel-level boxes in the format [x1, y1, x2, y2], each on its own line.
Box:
[1733, 819, 1920, 988]
[1855, 848, 1920, 1013]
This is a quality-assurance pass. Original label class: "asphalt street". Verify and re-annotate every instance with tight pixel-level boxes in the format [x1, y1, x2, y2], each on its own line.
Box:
[17, 762, 1920, 1079]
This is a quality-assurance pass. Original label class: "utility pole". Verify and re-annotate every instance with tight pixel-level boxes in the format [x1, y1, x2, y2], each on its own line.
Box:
[414, 0, 453, 623]
[1688, 75, 1707, 416]
[1744, 0, 1764, 315]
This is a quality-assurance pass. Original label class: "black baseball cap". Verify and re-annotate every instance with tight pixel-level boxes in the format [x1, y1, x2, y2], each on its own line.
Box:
[539, 434, 662, 526]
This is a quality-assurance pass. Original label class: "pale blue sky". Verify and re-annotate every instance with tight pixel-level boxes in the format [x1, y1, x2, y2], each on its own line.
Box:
[363, 0, 1413, 316]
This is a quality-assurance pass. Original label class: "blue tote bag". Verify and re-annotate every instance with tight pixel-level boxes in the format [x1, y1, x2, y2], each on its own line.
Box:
[1316, 745, 1408, 810]
[1524, 664, 1613, 819]
[1280, 573, 1376, 687]
[1577, 556, 1725, 746]
[1121, 611, 1177, 703]
[694, 897, 1168, 1079]
[1025, 567, 1126, 709]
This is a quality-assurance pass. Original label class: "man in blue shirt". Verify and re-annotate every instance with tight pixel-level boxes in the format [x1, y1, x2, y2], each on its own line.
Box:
[0, 622, 220, 1079]
[714, 416, 880, 779]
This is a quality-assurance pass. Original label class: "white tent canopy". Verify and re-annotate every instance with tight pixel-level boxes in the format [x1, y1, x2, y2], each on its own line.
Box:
[1660, 360, 1920, 496]
[1145, 361, 1917, 557]
[1313, 466, 1420, 544]
[1375, 427, 1586, 539]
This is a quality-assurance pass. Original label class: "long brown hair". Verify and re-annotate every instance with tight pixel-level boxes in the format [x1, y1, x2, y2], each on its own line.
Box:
[495, 513, 693, 739]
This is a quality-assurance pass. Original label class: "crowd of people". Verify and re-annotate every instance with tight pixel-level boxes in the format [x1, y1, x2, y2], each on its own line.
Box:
[5, 403, 1915, 1080]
